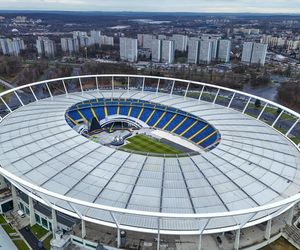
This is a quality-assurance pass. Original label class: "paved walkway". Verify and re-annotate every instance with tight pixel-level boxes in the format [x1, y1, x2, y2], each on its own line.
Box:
[0, 225, 17, 250]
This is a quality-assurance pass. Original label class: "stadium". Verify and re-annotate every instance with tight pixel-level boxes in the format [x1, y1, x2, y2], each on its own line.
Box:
[0, 74, 300, 250]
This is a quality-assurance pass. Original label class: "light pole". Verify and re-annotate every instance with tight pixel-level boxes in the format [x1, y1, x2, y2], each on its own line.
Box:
[84, 47, 88, 60]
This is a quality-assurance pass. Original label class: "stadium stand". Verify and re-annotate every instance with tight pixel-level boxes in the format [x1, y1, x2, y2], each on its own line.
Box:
[66, 98, 220, 149]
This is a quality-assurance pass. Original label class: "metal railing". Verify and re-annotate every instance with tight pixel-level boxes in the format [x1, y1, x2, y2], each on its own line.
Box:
[0, 74, 299, 238]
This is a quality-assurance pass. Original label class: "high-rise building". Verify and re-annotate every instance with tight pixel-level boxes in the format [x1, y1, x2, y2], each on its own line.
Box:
[199, 39, 213, 64]
[78, 36, 89, 47]
[61, 38, 68, 52]
[158, 35, 167, 40]
[151, 39, 162, 62]
[73, 31, 88, 38]
[101, 35, 114, 46]
[217, 39, 231, 62]
[138, 34, 156, 49]
[90, 30, 101, 45]
[187, 38, 200, 64]
[72, 31, 90, 47]
[251, 43, 268, 65]
[36, 37, 55, 57]
[241, 42, 253, 64]
[0, 37, 25, 56]
[120, 37, 138, 62]
[61, 38, 79, 54]
[188, 38, 231, 64]
[287, 40, 300, 50]
[161, 40, 174, 64]
[137, 34, 143, 47]
[241, 42, 267, 65]
[210, 39, 218, 61]
[36, 38, 43, 55]
[171, 34, 188, 51]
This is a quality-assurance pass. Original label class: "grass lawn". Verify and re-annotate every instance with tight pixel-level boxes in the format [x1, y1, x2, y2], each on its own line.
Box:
[260, 237, 297, 250]
[13, 239, 30, 250]
[0, 85, 6, 93]
[43, 234, 52, 250]
[31, 224, 48, 239]
[0, 214, 7, 224]
[248, 103, 296, 121]
[2, 224, 16, 234]
[121, 134, 182, 155]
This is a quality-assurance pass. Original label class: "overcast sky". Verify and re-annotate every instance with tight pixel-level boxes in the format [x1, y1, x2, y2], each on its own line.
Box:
[0, 0, 300, 13]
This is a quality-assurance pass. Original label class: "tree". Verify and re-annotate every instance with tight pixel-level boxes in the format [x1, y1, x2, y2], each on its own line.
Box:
[255, 99, 261, 108]
[276, 107, 282, 115]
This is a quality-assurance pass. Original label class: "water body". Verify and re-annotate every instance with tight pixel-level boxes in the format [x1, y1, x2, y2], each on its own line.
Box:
[242, 75, 289, 102]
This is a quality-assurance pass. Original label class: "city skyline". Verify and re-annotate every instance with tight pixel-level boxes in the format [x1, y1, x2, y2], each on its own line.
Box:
[1, 0, 300, 14]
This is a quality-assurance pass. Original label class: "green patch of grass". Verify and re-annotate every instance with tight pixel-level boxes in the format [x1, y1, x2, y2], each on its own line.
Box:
[289, 136, 300, 145]
[121, 134, 182, 155]
[2, 224, 16, 234]
[264, 107, 296, 121]
[43, 234, 52, 250]
[273, 125, 287, 134]
[248, 104, 297, 121]
[0, 214, 7, 224]
[13, 239, 30, 250]
[31, 224, 48, 239]
[260, 237, 297, 250]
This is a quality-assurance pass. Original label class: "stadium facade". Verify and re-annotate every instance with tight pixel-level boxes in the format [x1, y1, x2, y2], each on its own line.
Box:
[0, 75, 300, 250]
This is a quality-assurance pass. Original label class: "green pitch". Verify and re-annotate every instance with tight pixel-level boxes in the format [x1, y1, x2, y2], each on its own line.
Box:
[121, 134, 182, 155]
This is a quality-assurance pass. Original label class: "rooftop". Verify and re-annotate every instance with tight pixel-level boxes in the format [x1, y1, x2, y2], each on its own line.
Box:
[0, 89, 300, 233]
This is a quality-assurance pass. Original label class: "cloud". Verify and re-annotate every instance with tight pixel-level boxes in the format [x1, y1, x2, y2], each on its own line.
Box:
[0, 0, 300, 13]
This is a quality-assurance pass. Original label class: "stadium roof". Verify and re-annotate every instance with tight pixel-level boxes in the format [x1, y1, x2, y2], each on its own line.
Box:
[0, 89, 300, 232]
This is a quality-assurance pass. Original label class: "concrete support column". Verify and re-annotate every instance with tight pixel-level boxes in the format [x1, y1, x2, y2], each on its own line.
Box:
[234, 228, 241, 250]
[11, 185, 18, 212]
[81, 219, 86, 239]
[157, 218, 160, 250]
[198, 234, 202, 250]
[265, 219, 272, 241]
[287, 207, 294, 226]
[116, 227, 121, 248]
[51, 208, 58, 238]
[28, 196, 36, 226]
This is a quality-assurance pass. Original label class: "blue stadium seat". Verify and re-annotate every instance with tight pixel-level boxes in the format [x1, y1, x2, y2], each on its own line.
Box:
[139, 108, 152, 122]
[155, 112, 175, 129]
[107, 106, 118, 116]
[164, 114, 185, 131]
[66, 98, 220, 150]
[81, 109, 93, 121]
[94, 106, 106, 120]
[68, 110, 81, 121]
[130, 106, 142, 118]
[172, 117, 195, 134]
[120, 105, 130, 116]
[147, 110, 164, 126]
[200, 132, 218, 148]
[191, 125, 214, 144]
[183, 122, 206, 139]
